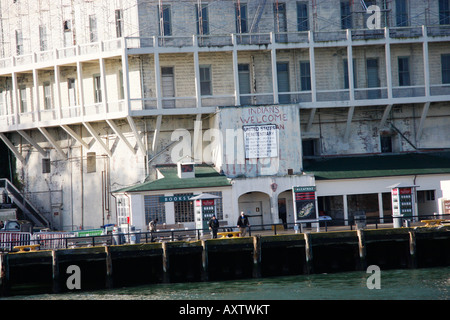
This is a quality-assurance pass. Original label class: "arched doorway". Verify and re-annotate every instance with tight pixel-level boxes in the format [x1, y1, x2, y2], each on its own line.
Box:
[277, 190, 295, 227]
[238, 192, 271, 228]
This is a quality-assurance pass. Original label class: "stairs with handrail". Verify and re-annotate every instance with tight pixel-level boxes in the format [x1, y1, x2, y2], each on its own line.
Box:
[0, 178, 51, 229]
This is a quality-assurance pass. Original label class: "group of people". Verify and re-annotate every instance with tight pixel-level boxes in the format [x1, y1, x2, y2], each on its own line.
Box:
[147, 211, 251, 240]
[209, 211, 251, 239]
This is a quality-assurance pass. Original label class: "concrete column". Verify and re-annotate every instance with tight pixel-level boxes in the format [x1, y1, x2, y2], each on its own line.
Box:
[378, 192, 384, 223]
[346, 29, 355, 101]
[408, 229, 417, 269]
[105, 246, 113, 289]
[162, 242, 170, 283]
[343, 194, 349, 225]
[270, 195, 279, 224]
[232, 34, 240, 106]
[357, 229, 367, 270]
[422, 26, 430, 97]
[32, 67, 40, 122]
[304, 233, 313, 274]
[121, 38, 131, 113]
[384, 28, 393, 99]
[54, 65, 62, 120]
[201, 240, 208, 281]
[270, 35, 278, 104]
[99, 58, 108, 114]
[52, 250, 60, 293]
[308, 31, 317, 103]
[76, 60, 85, 117]
[11, 72, 19, 126]
[252, 235, 261, 278]
[193, 36, 202, 109]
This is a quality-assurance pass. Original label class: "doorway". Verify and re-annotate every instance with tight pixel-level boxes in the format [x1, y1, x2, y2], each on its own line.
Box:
[278, 198, 287, 228]
[239, 201, 263, 227]
[161, 67, 175, 108]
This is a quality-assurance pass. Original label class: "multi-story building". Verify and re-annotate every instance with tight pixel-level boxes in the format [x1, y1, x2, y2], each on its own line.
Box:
[0, 0, 450, 231]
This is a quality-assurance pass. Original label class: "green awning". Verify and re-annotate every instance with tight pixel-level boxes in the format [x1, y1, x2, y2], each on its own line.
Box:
[303, 151, 450, 180]
[114, 164, 231, 193]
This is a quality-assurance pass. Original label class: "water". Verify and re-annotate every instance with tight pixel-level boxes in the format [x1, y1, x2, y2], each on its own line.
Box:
[6, 266, 449, 300]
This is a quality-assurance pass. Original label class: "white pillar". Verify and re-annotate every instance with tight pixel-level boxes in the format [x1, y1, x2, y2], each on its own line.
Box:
[232, 38, 240, 106]
[422, 26, 430, 97]
[76, 60, 85, 118]
[309, 31, 317, 103]
[193, 36, 202, 108]
[121, 38, 131, 113]
[270, 33, 278, 104]
[384, 27, 393, 99]
[378, 192, 384, 223]
[343, 194, 349, 225]
[54, 65, 62, 120]
[99, 58, 108, 114]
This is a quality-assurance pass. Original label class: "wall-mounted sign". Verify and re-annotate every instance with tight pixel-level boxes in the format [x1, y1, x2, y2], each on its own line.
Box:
[159, 195, 194, 202]
[292, 186, 318, 222]
[243, 124, 278, 159]
[443, 200, 450, 215]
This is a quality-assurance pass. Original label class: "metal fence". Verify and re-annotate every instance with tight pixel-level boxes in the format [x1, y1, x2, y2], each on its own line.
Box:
[0, 214, 448, 252]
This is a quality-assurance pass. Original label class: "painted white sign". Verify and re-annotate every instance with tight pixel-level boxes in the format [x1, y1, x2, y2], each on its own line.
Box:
[243, 124, 278, 159]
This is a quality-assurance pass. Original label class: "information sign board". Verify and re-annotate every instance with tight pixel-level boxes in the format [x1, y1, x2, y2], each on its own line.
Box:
[243, 124, 278, 159]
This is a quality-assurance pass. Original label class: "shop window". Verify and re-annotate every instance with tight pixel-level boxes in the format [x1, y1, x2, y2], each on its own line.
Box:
[174, 193, 194, 223]
[144, 195, 166, 224]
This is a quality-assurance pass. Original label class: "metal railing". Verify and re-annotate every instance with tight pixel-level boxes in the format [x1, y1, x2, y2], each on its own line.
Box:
[1, 214, 448, 252]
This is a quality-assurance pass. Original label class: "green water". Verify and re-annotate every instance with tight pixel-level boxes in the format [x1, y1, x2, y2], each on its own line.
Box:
[9, 266, 450, 300]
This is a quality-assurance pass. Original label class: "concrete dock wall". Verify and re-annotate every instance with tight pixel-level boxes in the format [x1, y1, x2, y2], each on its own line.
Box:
[1, 227, 449, 297]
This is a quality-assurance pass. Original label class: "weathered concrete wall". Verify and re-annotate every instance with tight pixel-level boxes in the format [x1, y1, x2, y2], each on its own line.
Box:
[301, 103, 450, 155]
[214, 105, 302, 178]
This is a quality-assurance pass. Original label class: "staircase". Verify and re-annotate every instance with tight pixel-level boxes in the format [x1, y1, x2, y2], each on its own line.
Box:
[0, 178, 50, 229]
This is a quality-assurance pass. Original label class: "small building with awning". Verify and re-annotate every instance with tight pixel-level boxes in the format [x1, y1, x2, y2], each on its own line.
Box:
[112, 163, 232, 231]
[303, 151, 450, 224]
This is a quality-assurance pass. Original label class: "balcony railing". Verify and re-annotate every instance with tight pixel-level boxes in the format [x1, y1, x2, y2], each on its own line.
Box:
[1, 25, 449, 71]
[0, 25, 449, 129]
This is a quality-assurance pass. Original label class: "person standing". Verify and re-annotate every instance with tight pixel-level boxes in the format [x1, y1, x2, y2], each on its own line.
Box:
[148, 218, 158, 242]
[208, 215, 220, 239]
[237, 211, 250, 237]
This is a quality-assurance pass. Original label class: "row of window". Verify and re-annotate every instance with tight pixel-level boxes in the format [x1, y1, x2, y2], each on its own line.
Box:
[0, 72, 124, 115]
[15, 0, 450, 56]
[159, 0, 450, 37]
[16, 10, 124, 55]
[1, 54, 450, 115]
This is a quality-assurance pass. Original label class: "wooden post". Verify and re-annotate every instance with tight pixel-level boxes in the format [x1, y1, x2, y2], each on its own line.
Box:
[201, 240, 209, 282]
[52, 250, 60, 293]
[162, 242, 170, 283]
[408, 229, 417, 269]
[0, 253, 10, 296]
[304, 233, 313, 274]
[105, 246, 113, 289]
[357, 229, 367, 270]
[252, 235, 261, 278]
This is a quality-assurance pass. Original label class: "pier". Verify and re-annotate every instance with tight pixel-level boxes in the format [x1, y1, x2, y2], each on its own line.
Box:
[1, 226, 449, 297]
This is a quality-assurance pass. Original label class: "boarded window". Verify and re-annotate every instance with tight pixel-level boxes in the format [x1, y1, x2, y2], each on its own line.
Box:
[86, 152, 96, 173]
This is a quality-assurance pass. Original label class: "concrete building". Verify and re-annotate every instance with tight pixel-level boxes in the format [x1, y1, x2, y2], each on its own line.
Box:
[0, 0, 449, 231]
